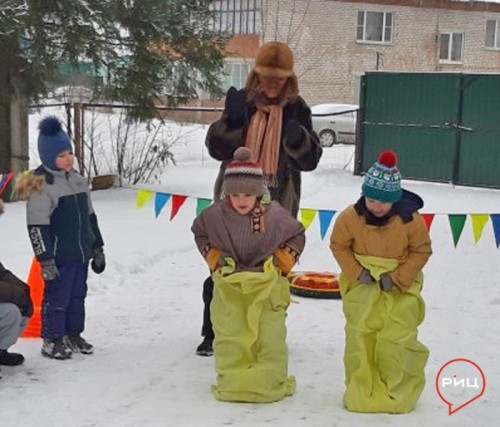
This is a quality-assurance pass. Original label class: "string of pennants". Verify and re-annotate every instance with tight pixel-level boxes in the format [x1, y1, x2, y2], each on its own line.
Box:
[135, 188, 500, 248]
[4, 171, 499, 247]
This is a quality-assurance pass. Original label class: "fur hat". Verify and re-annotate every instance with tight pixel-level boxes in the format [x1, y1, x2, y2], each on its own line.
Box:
[362, 150, 402, 203]
[254, 41, 294, 78]
[38, 116, 72, 170]
[223, 147, 265, 196]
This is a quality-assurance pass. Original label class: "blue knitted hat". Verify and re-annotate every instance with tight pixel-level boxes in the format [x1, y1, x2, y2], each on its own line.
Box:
[37, 116, 72, 170]
[362, 150, 402, 203]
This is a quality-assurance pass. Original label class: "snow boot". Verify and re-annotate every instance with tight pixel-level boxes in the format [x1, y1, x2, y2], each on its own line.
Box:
[63, 334, 94, 355]
[0, 349, 25, 366]
[196, 336, 213, 357]
[41, 337, 72, 360]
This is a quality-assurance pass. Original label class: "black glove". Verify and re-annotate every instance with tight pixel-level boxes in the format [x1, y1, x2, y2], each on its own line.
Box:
[40, 259, 59, 282]
[379, 273, 395, 291]
[225, 87, 247, 126]
[358, 268, 375, 285]
[91, 247, 106, 274]
[283, 120, 303, 148]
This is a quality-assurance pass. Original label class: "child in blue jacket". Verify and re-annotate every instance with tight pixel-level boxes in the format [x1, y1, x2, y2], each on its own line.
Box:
[17, 117, 105, 360]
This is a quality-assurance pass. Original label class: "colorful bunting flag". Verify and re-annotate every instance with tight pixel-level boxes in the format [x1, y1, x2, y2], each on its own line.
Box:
[421, 213, 435, 231]
[170, 195, 188, 220]
[0, 172, 13, 196]
[136, 189, 154, 209]
[470, 214, 489, 244]
[134, 188, 500, 248]
[448, 214, 467, 247]
[300, 208, 317, 229]
[154, 192, 171, 218]
[196, 198, 212, 216]
[491, 214, 500, 248]
[318, 210, 336, 240]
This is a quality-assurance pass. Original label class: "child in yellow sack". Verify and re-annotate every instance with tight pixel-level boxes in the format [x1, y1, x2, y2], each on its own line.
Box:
[330, 150, 432, 414]
[191, 147, 305, 403]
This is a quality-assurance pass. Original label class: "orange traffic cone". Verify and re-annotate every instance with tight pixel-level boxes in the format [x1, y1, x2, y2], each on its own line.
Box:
[21, 258, 44, 338]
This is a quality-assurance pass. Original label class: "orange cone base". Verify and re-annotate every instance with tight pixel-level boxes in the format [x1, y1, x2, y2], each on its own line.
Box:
[22, 306, 42, 338]
[21, 258, 44, 338]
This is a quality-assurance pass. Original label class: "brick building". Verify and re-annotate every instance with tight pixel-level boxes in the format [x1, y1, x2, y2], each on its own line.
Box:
[261, 0, 500, 106]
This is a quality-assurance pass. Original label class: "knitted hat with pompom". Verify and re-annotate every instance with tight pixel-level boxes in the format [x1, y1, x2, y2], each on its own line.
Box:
[37, 116, 72, 170]
[362, 150, 402, 203]
[222, 147, 265, 196]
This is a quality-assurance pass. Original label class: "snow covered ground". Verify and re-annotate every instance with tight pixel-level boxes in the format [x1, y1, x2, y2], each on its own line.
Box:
[1, 114, 500, 426]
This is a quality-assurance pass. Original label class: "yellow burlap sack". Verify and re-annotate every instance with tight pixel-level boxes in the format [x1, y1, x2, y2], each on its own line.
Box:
[339, 254, 429, 413]
[211, 257, 296, 402]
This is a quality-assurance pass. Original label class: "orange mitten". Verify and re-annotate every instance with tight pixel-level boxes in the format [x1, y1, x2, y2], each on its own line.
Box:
[273, 247, 296, 275]
[205, 247, 222, 272]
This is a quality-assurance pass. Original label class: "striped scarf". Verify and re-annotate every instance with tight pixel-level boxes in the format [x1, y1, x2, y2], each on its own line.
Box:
[245, 104, 283, 187]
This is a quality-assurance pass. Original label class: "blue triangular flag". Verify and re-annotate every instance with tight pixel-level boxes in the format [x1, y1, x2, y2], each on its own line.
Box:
[318, 210, 336, 240]
[155, 192, 171, 218]
[491, 214, 500, 248]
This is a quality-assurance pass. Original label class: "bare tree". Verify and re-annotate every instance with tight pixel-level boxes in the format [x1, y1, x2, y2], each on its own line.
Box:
[260, 0, 332, 80]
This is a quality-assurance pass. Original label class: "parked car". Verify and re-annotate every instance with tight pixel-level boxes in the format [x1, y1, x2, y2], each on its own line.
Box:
[311, 103, 358, 147]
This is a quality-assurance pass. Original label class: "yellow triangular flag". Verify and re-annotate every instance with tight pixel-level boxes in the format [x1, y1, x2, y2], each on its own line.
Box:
[300, 208, 317, 229]
[136, 189, 154, 209]
[471, 214, 489, 244]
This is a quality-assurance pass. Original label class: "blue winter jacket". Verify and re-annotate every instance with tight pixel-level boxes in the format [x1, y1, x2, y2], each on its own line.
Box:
[26, 166, 104, 264]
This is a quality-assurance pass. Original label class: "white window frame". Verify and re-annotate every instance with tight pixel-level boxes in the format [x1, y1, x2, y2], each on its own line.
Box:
[485, 19, 500, 49]
[210, 0, 261, 35]
[356, 10, 393, 44]
[439, 32, 464, 64]
[221, 60, 253, 91]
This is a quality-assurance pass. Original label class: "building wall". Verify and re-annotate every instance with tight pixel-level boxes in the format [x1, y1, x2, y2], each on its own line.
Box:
[161, 34, 260, 124]
[261, 0, 500, 106]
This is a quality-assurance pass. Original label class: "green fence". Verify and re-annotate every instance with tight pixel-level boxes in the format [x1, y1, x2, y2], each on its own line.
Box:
[355, 72, 500, 188]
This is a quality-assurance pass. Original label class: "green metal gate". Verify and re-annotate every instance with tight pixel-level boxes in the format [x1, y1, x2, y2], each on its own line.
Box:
[355, 72, 500, 188]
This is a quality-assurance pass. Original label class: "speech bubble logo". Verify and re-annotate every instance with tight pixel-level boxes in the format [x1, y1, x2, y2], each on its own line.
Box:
[436, 358, 486, 415]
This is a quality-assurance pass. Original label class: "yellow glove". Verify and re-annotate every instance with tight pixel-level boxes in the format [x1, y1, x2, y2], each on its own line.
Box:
[273, 247, 296, 275]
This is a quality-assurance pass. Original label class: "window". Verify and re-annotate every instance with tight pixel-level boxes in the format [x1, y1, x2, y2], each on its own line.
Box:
[357, 11, 393, 43]
[162, 63, 198, 97]
[222, 61, 252, 91]
[210, 0, 261, 35]
[486, 19, 500, 49]
[439, 32, 464, 63]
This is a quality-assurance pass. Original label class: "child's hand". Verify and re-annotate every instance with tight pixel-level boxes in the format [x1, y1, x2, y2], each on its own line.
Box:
[379, 273, 395, 291]
[205, 247, 222, 272]
[41, 259, 59, 282]
[358, 268, 375, 285]
[91, 247, 106, 274]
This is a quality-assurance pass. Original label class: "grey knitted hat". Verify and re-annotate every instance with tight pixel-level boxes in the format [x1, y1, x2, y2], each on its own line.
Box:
[222, 147, 265, 196]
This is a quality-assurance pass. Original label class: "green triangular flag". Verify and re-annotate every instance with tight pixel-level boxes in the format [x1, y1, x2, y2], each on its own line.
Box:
[448, 214, 467, 247]
[196, 198, 212, 216]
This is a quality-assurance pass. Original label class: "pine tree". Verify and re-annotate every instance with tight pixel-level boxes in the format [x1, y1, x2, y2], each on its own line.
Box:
[0, 0, 226, 172]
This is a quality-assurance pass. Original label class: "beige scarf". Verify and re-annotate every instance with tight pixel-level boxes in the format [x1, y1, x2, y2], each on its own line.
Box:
[245, 104, 283, 187]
